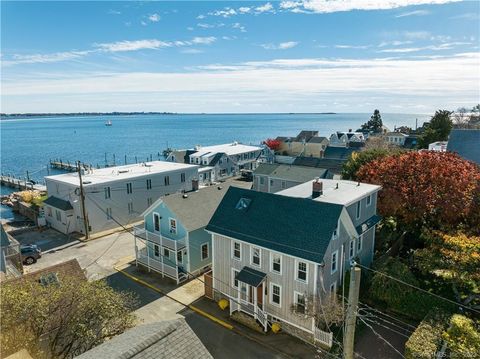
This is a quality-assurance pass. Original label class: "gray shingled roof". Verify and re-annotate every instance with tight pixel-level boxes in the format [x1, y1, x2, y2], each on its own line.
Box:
[324, 147, 357, 160]
[447, 129, 480, 164]
[253, 163, 329, 182]
[206, 187, 344, 263]
[43, 196, 73, 211]
[76, 319, 212, 359]
[308, 136, 328, 144]
[161, 181, 252, 231]
[292, 157, 344, 174]
[294, 130, 318, 142]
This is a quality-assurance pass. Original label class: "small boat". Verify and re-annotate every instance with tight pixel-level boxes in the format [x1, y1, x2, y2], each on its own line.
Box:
[105, 120, 112, 126]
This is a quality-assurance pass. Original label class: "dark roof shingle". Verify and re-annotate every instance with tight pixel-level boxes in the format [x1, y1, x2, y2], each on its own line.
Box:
[206, 187, 343, 263]
[43, 196, 73, 211]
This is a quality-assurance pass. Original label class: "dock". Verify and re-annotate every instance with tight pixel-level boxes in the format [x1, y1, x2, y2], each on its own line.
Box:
[0, 175, 46, 192]
[49, 159, 92, 172]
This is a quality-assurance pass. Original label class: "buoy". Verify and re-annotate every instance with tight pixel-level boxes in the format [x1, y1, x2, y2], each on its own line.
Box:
[218, 298, 229, 310]
[271, 322, 281, 333]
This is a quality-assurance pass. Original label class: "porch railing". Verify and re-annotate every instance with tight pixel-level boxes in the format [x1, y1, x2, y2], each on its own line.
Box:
[134, 226, 186, 251]
[314, 328, 333, 348]
[136, 247, 179, 281]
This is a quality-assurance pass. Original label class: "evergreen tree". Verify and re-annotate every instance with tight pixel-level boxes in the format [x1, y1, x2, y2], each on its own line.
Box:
[360, 109, 383, 133]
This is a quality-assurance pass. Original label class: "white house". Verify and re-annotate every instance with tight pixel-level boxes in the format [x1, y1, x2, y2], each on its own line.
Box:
[167, 142, 263, 183]
[384, 132, 408, 146]
[329, 131, 365, 147]
[206, 179, 381, 343]
[44, 161, 199, 235]
[428, 141, 448, 152]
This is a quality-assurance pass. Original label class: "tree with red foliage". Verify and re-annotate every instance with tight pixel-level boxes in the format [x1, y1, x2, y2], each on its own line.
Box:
[264, 138, 281, 152]
[356, 151, 480, 232]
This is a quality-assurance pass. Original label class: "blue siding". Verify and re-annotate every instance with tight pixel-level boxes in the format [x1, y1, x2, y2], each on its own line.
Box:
[144, 201, 187, 240]
[188, 228, 212, 273]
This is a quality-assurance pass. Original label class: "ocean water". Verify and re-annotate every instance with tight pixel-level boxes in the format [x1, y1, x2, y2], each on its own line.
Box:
[1, 113, 428, 219]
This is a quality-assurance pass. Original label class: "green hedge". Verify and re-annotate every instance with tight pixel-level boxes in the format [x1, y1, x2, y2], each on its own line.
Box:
[405, 311, 449, 359]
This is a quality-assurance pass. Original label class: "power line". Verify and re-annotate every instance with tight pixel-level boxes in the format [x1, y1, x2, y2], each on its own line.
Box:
[359, 317, 405, 359]
[357, 302, 416, 330]
[356, 263, 480, 315]
[359, 316, 411, 339]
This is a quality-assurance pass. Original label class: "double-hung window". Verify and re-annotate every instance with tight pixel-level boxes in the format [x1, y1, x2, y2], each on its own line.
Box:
[180, 173, 186, 183]
[164, 176, 170, 186]
[126, 182, 132, 194]
[153, 213, 160, 232]
[296, 261, 308, 282]
[146, 179, 152, 190]
[331, 251, 338, 274]
[270, 283, 281, 307]
[271, 253, 281, 274]
[366, 194, 372, 206]
[356, 201, 361, 220]
[251, 247, 261, 266]
[349, 240, 355, 259]
[294, 292, 306, 314]
[201, 243, 209, 260]
[232, 269, 239, 288]
[169, 218, 177, 234]
[154, 245, 159, 257]
[127, 202, 134, 214]
[357, 235, 363, 253]
[104, 186, 111, 199]
[232, 242, 241, 260]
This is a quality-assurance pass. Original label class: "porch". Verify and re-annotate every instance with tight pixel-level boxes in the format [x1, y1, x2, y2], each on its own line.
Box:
[133, 226, 188, 284]
[229, 266, 268, 332]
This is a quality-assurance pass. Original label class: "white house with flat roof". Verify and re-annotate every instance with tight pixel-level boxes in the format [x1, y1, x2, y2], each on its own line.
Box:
[44, 161, 199, 235]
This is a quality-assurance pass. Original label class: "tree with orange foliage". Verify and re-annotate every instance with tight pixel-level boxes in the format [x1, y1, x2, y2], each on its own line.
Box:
[264, 138, 281, 152]
[356, 151, 480, 232]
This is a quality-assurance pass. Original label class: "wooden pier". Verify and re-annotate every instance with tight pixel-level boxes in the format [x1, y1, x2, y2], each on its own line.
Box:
[0, 175, 46, 192]
[49, 159, 92, 172]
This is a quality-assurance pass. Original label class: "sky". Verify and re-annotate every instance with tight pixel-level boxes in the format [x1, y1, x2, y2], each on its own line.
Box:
[1, 0, 479, 114]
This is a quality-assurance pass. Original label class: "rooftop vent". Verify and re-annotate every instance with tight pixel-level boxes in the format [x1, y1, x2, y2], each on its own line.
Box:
[82, 181, 92, 185]
[118, 170, 129, 174]
[312, 178, 323, 199]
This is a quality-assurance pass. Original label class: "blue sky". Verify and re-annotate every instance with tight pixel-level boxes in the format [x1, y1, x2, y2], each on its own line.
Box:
[1, 0, 479, 113]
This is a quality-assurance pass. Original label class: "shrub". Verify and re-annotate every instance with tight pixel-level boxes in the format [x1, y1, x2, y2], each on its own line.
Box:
[405, 311, 449, 359]
[443, 314, 480, 358]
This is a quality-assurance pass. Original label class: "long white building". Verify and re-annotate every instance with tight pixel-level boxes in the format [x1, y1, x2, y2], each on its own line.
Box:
[43, 161, 199, 235]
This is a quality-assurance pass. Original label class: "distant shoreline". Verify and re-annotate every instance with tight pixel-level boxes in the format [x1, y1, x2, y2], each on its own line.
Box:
[0, 112, 338, 119]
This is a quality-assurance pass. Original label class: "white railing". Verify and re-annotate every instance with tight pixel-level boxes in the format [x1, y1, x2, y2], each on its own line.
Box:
[230, 298, 267, 332]
[135, 226, 186, 251]
[314, 328, 333, 348]
[137, 248, 179, 280]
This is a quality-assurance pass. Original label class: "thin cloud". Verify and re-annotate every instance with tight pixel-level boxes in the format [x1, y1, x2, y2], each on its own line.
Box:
[378, 42, 471, 53]
[2, 50, 92, 66]
[282, 0, 462, 14]
[232, 23, 247, 32]
[378, 40, 413, 47]
[335, 44, 371, 49]
[395, 9, 430, 17]
[261, 41, 299, 50]
[450, 13, 480, 20]
[94, 39, 172, 52]
[181, 49, 204, 54]
[148, 13, 161, 22]
[255, 3, 274, 13]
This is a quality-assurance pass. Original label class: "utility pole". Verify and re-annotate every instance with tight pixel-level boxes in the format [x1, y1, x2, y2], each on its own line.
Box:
[77, 161, 90, 240]
[344, 263, 361, 359]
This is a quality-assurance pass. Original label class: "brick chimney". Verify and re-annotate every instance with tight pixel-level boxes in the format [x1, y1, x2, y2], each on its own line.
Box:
[312, 178, 323, 199]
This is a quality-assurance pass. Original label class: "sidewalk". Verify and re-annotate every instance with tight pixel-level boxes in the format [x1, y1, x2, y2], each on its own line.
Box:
[189, 297, 319, 358]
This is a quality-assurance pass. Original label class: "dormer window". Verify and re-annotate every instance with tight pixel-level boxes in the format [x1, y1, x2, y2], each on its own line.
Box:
[236, 198, 251, 210]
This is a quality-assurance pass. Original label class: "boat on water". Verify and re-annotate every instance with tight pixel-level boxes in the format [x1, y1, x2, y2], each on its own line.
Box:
[105, 120, 112, 126]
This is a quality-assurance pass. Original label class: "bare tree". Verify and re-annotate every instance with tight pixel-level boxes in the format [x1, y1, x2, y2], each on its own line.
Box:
[290, 294, 344, 331]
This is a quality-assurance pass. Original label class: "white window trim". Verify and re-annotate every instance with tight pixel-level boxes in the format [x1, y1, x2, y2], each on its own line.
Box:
[330, 281, 337, 296]
[232, 241, 241, 261]
[349, 239, 355, 259]
[250, 246, 261, 267]
[293, 291, 306, 313]
[331, 250, 338, 275]
[270, 252, 282, 275]
[356, 201, 361, 220]
[169, 217, 177, 234]
[232, 268, 239, 288]
[357, 234, 363, 253]
[366, 194, 372, 207]
[201, 242, 210, 261]
[295, 259, 308, 284]
[270, 282, 282, 308]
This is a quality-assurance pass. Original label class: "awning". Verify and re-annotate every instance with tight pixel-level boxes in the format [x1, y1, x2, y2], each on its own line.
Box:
[235, 266, 267, 287]
[43, 196, 73, 211]
[356, 214, 382, 235]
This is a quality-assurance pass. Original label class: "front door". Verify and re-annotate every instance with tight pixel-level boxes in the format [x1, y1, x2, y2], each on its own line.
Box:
[257, 284, 263, 308]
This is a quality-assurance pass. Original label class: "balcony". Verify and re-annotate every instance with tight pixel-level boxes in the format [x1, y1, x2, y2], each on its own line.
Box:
[134, 226, 186, 251]
[136, 247, 187, 283]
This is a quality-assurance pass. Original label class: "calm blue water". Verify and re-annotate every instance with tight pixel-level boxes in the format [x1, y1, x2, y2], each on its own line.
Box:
[1, 113, 428, 219]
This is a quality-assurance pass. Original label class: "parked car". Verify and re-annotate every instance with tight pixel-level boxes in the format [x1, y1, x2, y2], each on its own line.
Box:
[20, 244, 42, 265]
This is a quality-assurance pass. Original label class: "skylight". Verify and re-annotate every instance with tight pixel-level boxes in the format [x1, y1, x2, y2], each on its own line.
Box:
[235, 198, 251, 210]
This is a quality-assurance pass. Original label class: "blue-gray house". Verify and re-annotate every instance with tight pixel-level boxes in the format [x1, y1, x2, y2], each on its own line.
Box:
[134, 181, 251, 284]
